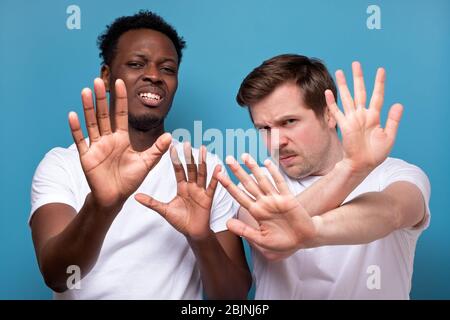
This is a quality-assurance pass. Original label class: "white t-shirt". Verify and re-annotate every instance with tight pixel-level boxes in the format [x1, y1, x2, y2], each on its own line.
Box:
[30, 140, 237, 300]
[249, 157, 431, 300]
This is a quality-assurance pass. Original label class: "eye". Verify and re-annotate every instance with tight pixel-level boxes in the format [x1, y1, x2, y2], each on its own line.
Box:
[127, 61, 144, 68]
[284, 119, 297, 126]
[257, 126, 271, 132]
[161, 66, 177, 74]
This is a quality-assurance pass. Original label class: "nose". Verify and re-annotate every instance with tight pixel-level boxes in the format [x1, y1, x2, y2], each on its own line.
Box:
[143, 63, 162, 84]
[270, 128, 289, 150]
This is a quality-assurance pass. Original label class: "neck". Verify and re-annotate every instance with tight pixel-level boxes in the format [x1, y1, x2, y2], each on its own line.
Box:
[314, 133, 344, 176]
[111, 118, 165, 152]
[128, 125, 166, 152]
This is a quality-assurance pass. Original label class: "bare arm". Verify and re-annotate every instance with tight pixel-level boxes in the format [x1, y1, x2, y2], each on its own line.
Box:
[30, 196, 120, 292]
[31, 79, 171, 292]
[310, 181, 427, 247]
[187, 231, 252, 299]
[218, 163, 426, 257]
[135, 144, 251, 299]
[219, 62, 407, 260]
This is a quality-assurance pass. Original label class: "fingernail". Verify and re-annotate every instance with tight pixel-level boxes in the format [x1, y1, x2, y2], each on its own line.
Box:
[225, 155, 235, 165]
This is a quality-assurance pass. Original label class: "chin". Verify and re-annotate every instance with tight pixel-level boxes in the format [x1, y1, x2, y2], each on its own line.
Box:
[128, 112, 165, 132]
[282, 165, 310, 180]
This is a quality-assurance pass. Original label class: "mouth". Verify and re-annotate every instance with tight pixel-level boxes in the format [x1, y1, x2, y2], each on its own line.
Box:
[136, 87, 166, 108]
[278, 154, 297, 166]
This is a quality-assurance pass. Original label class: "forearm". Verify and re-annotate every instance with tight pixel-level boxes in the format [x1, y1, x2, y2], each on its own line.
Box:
[187, 231, 252, 300]
[297, 160, 370, 217]
[39, 194, 122, 292]
[309, 191, 399, 247]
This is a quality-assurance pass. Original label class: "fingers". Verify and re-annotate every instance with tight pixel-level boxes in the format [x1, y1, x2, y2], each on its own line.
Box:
[170, 144, 187, 183]
[206, 165, 221, 198]
[81, 88, 100, 143]
[68, 111, 88, 155]
[216, 170, 254, 210]
[263, 159, 291, 195]
[335, 69, 355, 114]
[134, 193, 168, 217]
[227, 218, 264, 246]
[114, 79, 128, 132]
[325, 89, 346, 128]
[384, 103, 403, 140]
[352, 61, 367, 108]
[93, 78, 111, 135]
[197, 146, 207, 189]
[242, 153, 278, 195]
[369, 67, 386, 113]
[184, 142, 197, 183]
[141, 132, 172, 170]
[225, 155, 263, 199]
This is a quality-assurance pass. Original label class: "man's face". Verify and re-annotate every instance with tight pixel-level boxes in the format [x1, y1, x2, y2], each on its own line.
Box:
[103, 29, 179, 131]
[250, 82, 336, 179]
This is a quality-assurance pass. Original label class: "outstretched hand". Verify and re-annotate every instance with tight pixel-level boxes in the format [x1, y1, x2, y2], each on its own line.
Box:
[327, 62, 403, 174]
[216, 154, 317, 253]
[135, 143, 221, 240]
[69, 78, 172, 210]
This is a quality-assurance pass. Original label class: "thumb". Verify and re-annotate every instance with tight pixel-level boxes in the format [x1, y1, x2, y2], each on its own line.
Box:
[141, 133, 172, 170]
[384, 103, 403, 141]
[227, 218, 263, 246]
[135, 193, 168, 217]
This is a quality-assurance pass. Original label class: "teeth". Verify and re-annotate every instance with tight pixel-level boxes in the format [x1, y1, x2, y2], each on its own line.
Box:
[139, 92, 161, 100]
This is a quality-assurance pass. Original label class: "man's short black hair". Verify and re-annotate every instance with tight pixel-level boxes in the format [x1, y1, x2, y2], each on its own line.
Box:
[97, 10, 186, 66]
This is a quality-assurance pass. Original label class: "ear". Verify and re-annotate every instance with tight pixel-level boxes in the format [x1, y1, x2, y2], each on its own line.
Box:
[101, 65, 111, 91]
[324, 106, 337, 129]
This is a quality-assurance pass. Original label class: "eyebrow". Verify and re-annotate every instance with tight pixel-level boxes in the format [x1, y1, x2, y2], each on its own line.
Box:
[274, 114, 299, 123]
[130, 52, 177, 64]
[254, 114, 299, 128]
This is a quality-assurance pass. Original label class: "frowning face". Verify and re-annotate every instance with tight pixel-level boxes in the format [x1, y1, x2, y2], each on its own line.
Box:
[250, 81, 336, 179]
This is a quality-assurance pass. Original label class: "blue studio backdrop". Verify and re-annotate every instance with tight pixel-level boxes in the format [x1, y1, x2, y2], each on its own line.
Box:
[0, 0, 449, 299]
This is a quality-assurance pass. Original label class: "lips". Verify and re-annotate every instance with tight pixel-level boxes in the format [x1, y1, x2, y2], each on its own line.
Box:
[136, 86, 166, 108]
[279, 154, 297, 166]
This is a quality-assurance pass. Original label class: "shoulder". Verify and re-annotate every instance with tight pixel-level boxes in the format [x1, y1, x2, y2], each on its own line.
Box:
[37, 143, 80, 169]
[374, 157, 431, 200]
[375, 157, 429, 182]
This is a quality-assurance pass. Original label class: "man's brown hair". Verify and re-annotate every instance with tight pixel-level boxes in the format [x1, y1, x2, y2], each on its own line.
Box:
[236, 54, 337, 119]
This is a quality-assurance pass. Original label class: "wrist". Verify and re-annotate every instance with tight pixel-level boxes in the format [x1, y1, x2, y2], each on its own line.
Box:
[186, 228, 215, 246]
[335, 159, 371, 181]
[307, 215, 325, 248]
[86, 193, 124, 218]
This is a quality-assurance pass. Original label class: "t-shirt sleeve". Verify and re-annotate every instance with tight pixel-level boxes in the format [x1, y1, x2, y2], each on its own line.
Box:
[208, 155, 239, 233]
[379, 158, 431, 233]
[29, 148, 78, 225]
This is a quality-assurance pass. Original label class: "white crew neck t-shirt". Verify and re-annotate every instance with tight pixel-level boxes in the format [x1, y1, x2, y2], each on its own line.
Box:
[248, 157, 430, 300]
[30, 140, 237, 300]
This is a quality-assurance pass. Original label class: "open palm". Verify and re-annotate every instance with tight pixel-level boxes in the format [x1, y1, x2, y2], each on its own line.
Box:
[135, 143, 221, 240]
[68, 78, 172, 209]
[217, 154, 316, 252]
[326, 62, 404, 173]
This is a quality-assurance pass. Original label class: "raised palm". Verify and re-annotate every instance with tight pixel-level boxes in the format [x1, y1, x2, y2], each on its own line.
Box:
[135, 143, 221, 240]
[68, 78, 172, 208]
[217, 154, 316, 252]
[326, 62, 404, 173]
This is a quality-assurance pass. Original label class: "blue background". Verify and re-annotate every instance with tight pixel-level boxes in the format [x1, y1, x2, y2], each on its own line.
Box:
[0, 0, 449, 299]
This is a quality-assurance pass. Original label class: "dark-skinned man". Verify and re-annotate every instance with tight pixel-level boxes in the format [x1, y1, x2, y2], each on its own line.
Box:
[29, 10, 251, 300]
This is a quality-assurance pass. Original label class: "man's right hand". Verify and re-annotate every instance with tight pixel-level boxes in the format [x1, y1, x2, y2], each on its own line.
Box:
[68, 78, 172, 210]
